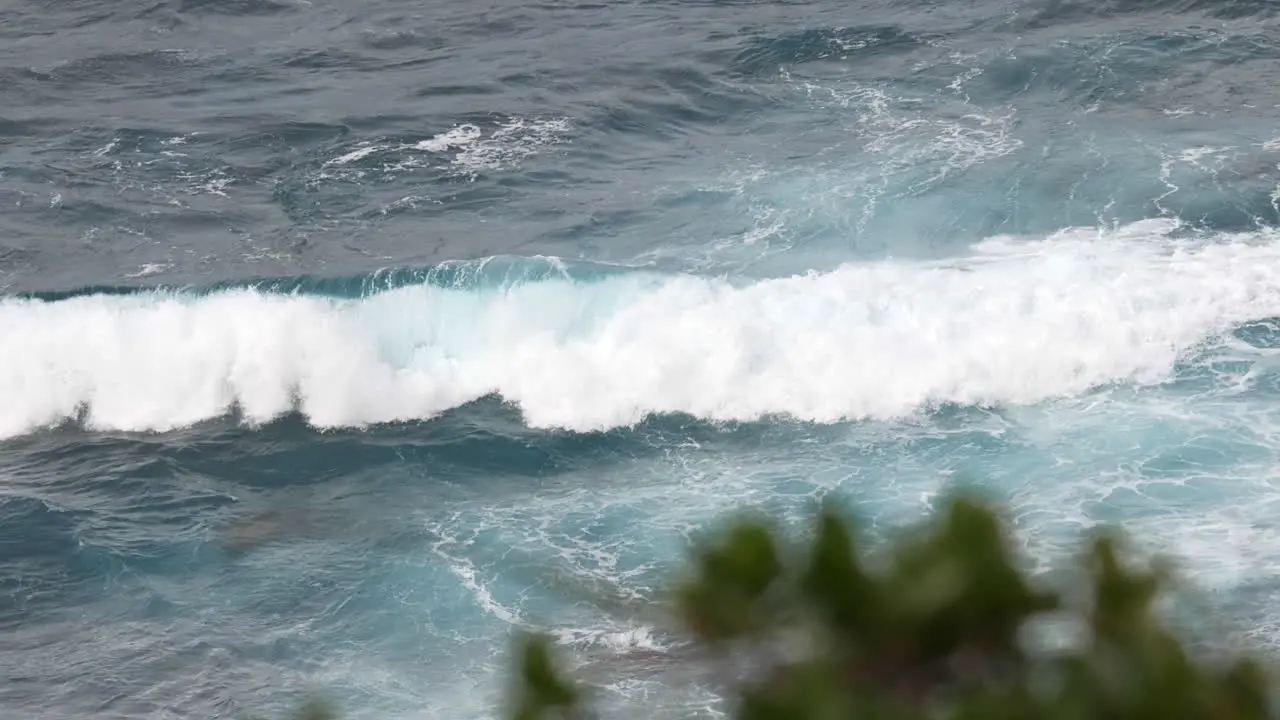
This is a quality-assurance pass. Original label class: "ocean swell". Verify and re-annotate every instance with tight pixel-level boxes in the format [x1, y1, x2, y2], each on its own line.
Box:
[3, 219, 1280, 438]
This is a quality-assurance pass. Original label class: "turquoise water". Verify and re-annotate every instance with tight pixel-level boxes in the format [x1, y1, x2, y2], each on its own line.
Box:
[4, 1, 1280, 718]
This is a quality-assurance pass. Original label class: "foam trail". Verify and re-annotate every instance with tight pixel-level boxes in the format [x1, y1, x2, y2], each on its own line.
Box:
[4, 220, 1280, 438]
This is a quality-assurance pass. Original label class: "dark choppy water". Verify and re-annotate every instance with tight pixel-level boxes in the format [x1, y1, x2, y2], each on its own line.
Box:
[4, 0, 1280, 717]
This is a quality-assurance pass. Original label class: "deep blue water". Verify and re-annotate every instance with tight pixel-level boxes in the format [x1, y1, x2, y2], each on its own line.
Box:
[4, 0, 1280, 717]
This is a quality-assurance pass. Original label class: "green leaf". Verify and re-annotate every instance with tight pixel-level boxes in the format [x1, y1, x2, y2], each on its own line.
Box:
[509, 633, 583, 720]
[799, 508, 882, 646]
[290, 698, 337, 720]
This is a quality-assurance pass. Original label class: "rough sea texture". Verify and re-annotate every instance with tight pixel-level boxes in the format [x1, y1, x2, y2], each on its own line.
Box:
[3, 0, 1280, 717]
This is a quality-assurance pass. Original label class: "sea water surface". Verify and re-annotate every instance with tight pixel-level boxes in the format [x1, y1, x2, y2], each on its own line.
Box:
[4, 0, 1280, 717]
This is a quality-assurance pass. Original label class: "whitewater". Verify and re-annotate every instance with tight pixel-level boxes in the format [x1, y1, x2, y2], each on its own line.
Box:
[4, 0, 1280, 719]
[7, 219, 1280, 437]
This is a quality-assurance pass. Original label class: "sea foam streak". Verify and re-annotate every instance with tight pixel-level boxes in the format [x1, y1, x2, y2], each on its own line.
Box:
[3, 220, 1280, 439]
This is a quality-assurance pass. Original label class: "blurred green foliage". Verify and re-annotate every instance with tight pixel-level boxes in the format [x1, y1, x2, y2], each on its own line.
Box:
[282, 490, 1277, 720]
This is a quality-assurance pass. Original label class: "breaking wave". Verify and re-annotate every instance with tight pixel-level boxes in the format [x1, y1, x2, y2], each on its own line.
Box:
[4, 219, 1280, 438]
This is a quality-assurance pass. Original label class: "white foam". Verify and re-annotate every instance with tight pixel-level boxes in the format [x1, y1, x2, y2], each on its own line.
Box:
[318, 118, 570, 179]
[413, 124, 482, 153]
[448, 117, 572, 176]
[4, 220, 1280, 438]
[326, 142, 383, 166]
[123, 263, 172, 279]
[791, 78, 1022, 188]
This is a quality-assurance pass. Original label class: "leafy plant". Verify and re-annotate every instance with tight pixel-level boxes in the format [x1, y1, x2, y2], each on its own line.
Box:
[276, 490, 1276, 719]
[510, 491, 1275, 720]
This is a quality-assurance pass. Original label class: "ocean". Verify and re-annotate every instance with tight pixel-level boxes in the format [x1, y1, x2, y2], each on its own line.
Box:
[3, 0, 1280, 717]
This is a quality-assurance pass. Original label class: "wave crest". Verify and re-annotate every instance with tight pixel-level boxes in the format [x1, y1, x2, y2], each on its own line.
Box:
[4, 220, 1280, 438]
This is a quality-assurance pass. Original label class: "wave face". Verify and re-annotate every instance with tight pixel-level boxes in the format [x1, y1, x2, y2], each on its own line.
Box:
[5, 220, 1280, 438]
[6, 1, 1280, 719]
